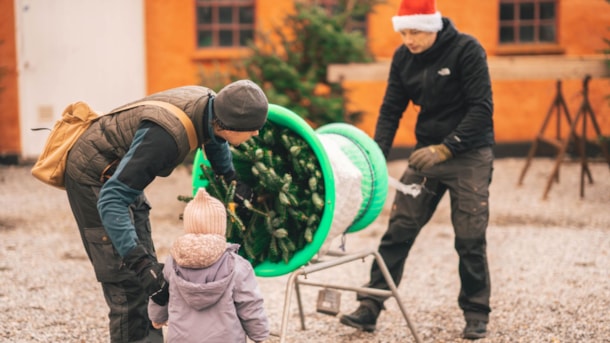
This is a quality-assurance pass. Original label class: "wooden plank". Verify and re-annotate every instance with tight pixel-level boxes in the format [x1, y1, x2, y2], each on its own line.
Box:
[327, 56, 609, 82]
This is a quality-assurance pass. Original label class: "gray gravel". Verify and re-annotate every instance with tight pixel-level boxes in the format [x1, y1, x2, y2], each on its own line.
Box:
[1, 157, 609, 343]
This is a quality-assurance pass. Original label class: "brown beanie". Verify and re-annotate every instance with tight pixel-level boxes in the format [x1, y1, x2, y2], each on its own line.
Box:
[214, 79, 268, 132]
[171, 188, 228, 268]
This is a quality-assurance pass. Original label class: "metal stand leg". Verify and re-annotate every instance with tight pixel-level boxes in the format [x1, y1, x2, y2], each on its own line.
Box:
[273, 249, 422, 343]
[294, 276, 306, 330]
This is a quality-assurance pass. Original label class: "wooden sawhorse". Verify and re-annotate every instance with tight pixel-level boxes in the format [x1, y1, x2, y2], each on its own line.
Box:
[270, 249, 422, 343]
[518, 76, 610, 199]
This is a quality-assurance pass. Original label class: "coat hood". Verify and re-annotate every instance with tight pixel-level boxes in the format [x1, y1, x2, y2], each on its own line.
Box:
[167, 244, 240, 311]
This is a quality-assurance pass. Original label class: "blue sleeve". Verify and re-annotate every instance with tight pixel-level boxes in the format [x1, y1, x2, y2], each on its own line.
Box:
[98, 122, 178, 256]
[204, 140, 234, 177]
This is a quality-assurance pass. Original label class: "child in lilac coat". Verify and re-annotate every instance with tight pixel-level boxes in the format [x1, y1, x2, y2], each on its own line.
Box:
[148, 188, 269, 343]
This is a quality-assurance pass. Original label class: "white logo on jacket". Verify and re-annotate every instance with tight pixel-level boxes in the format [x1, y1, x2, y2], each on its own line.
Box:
[437, 68, 451, 76]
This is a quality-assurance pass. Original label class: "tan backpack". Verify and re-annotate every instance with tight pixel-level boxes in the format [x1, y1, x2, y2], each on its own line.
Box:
[31, 100, 197, 189]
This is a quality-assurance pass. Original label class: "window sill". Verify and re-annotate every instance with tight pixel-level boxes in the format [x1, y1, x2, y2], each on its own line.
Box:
[191, 48, 252, 61]
[494, 44, 565, 56]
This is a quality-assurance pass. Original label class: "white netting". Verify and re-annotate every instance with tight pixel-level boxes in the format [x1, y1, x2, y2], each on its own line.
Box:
[317, 135, 363, 256]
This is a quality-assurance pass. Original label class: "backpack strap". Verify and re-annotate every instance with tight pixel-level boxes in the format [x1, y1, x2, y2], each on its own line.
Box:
[111, 100, 198, 151]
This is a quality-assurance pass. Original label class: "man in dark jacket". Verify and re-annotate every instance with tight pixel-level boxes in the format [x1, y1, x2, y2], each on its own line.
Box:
[64, 80, 268, 342]
[339, 0, 494, 340]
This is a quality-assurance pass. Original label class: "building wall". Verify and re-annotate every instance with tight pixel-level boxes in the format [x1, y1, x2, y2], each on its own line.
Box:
[0, 0, 20, 161]
[145, 0, 610, 150]
[145, 0, 294, 93]
[345, 0, 610, 147]
[1, 0, 608, 161]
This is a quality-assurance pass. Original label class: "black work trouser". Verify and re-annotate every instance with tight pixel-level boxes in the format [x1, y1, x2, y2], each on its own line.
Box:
[358, 147, 493, 322]
[65, 174, 163, 343]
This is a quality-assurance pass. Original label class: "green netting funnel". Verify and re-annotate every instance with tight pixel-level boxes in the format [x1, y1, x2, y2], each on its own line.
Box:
[316, 123, 388, 233]
[192, 104, 387, 277]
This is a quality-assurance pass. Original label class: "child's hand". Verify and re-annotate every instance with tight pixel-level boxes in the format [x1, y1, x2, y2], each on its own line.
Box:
[152, 321, 167, 329]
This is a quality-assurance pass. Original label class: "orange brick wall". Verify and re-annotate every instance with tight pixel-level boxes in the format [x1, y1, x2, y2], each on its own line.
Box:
[338, 0, 610, 147]
[145, 0, 610, 148]
[346, 77, 610, 148]
[145, 0, 295, 94]
[0, 0, 21, 156]
[1, 1, 607, 158]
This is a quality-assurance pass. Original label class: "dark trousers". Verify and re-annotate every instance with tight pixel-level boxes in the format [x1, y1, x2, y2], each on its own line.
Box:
[65, 175, 163, 343]
[358, 147, 493, 322]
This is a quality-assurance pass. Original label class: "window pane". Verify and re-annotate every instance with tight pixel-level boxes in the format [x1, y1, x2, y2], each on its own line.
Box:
[539, 24, 555, 42]
[239, 6, 254, 24]
[500, 3, 514, 20]
[219, 6, 233, 24]
[219, 29, 233, 46]
[500, 26, 515, 43]
[240, 29, 253, 45]
[196, 1, 257, 48]
[520, 3, 534, 20]
[197, 7, 212, 24]
[540, 2, 555, 20]
[520, 25, 534, 42]
[499, 0, 557, 46]
[198, 30, 213, 47]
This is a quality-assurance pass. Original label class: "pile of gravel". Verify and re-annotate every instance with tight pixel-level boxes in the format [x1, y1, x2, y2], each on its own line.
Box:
[1, 157, 608, 342]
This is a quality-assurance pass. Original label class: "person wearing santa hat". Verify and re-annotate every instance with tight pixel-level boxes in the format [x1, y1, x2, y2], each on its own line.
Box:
[339, 0, 494, 340]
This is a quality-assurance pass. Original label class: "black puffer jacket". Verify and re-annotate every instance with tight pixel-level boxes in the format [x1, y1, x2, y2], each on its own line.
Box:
[374, 18, 494, 158]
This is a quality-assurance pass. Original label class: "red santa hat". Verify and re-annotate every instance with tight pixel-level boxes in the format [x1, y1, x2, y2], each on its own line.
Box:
[392, 0, 443, 32]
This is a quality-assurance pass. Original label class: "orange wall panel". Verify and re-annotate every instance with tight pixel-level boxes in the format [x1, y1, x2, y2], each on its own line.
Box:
[560, 0, 610, 55]
[345, 79, 417, 148]
[492, 77, 610, 143]
[348, 78, 610, 147]
[145, 0, 198, 93]
[0, 0, 21, 156]
[367, 0, 401, 59]
[143, 0, 610, 149]
[145, 0, 295, 94]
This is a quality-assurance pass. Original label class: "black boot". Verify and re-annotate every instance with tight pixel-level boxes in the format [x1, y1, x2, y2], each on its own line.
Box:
[339, 300, 381, 332]
[462, 319, 487, 339]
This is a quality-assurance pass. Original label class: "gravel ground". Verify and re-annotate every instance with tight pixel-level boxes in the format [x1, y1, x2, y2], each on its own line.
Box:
[1, 157, 609, 343]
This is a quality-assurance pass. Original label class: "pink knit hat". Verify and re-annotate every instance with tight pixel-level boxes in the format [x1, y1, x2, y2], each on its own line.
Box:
[392, 0, 443, 32]
[171, 188, 228, 268]
[183, 188, 227, 235]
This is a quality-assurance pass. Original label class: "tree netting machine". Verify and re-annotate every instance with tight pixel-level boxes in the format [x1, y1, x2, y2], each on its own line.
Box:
[192, 104, 422, 343]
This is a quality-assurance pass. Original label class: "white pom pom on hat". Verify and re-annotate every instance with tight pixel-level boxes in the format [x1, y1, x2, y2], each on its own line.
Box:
[392, 0, 443, 32]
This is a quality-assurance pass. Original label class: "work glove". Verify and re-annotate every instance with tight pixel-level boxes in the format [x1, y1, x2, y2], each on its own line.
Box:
[232, 180, 254, 220]
[408, 144, 453, 170]
[220, 171, 254, 206]
[234, 180, 254, 205]
[219, 171, 254, 220]
[123, 245, 169, 306]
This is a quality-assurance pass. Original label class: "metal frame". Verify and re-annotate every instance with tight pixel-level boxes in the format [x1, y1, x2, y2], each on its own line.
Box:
[270, 249, 422, 343]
